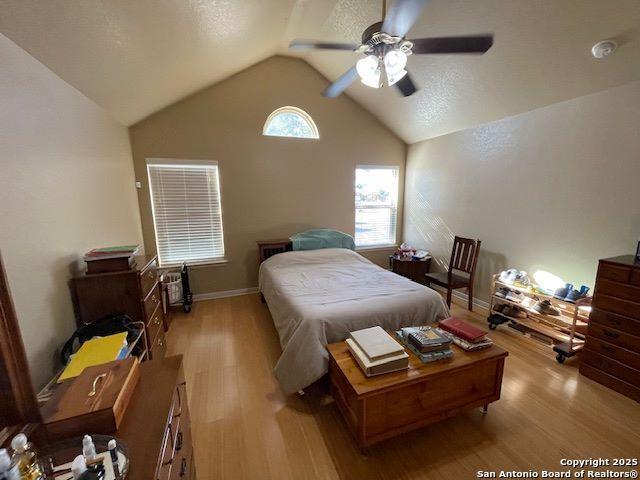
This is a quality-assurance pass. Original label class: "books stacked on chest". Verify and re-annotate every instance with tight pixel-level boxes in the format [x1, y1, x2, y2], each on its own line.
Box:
[438, 317, 493, 351]
[395, 326, 453, 363]
[346, 326, 409, 377]
[84, 245, 140, 274]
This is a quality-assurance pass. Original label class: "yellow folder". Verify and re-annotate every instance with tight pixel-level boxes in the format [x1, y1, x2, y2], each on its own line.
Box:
[58, 332, 128, 382]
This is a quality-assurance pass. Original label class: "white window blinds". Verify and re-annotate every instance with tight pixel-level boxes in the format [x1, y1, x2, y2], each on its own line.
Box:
[355, 166, 399, 247]
[147, 159, 225, 266]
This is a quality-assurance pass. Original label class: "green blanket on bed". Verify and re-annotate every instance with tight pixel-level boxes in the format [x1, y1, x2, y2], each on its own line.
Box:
[290, 229, 355, 251]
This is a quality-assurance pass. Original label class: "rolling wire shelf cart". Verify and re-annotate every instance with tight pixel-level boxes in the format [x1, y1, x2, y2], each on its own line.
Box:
[487, 273, 592, 363]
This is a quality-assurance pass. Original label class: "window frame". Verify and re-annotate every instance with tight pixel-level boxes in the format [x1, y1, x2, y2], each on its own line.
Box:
[146, 158, 226, 268]
[262, 106, 320, 139]
[354, 164, 400, 249]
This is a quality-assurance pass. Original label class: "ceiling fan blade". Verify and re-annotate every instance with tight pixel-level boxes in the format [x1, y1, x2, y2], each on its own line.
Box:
[381, 0, 429, 38]
[323, 66, 359, 98]
[395, 72, 417, 97]
[410, 35, 494, 54]
[289, 39, 358, 51]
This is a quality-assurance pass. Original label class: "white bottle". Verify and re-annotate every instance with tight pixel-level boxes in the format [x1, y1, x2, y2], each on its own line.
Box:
[71, 455, 87, 480]
[0, 448, 21, 480]
[82, 435, 97, 462]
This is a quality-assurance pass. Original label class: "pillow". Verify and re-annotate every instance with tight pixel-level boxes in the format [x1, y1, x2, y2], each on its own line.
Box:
[290, 229, 355, 251]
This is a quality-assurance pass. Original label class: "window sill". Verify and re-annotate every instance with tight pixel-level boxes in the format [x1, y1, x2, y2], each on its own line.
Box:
[356, 244, 398, 252]
[159, 259, 229, 269]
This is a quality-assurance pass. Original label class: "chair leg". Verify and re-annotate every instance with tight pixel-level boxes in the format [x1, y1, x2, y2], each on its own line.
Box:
[446, 287, 452, 307]
[468, 285, 474, 311]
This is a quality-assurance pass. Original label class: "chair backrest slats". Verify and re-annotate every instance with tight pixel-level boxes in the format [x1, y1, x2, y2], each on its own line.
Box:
[448, 236, 481, 275]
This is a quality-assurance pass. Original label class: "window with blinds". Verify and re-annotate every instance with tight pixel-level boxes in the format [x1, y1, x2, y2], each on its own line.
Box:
[147, 159, 225, 266]
[355, 166, 399, 248]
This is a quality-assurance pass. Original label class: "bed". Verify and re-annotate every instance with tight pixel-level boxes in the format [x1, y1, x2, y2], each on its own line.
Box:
[258, 245, 450, 395]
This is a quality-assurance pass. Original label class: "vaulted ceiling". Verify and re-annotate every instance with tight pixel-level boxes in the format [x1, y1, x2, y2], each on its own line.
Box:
[1, 0, 639, 143]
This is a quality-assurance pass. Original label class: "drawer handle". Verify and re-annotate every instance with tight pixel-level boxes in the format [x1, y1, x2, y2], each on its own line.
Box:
[600, 345, 615, 354]
[176, 431, 183, 452]
[154, 316, 161, 326]
[180, 458, 187, 477]
[603, 330, 619, 339]
[158, 338, 164, 347]
[152, 294, 157, 302]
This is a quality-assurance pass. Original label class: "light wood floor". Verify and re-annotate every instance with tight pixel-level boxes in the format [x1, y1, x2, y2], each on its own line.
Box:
[166, 294, 640, 480]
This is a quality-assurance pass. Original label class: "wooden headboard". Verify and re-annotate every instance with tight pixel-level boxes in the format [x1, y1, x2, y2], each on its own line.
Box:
[257, 239, 293, 263]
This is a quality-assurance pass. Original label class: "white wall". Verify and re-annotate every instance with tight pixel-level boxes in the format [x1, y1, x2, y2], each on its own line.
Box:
[0, 34, 143, 387]
[404, 81, 640, 302]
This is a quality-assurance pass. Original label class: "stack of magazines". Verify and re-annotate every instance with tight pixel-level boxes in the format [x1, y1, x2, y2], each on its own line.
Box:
[438, 317, 493, 351]
[395, 326, 453, 363]
[346, 326, 409, 377]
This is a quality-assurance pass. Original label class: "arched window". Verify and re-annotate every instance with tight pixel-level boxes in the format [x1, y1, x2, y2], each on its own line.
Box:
[263, 106, 319, 139]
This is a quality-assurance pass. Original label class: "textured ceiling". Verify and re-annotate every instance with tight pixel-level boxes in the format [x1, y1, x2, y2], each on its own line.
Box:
[1, 0, 639, 143]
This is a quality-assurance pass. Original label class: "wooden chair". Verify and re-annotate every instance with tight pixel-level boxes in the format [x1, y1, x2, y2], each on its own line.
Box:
[425, 236, 481, 310]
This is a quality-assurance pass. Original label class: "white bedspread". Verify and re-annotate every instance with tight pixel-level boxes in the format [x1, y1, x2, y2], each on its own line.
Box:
[259, 248, 449, 394]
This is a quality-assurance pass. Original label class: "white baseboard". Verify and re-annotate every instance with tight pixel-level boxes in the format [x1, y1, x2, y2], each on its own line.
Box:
[193, 287, 258, 302]
[429, 285, 489, 312]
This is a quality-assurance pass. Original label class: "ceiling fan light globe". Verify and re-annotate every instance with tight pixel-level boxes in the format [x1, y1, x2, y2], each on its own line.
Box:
[356, 55, 382, 89]
[383, 50, 407, 76]
[386, 68, 407, 86]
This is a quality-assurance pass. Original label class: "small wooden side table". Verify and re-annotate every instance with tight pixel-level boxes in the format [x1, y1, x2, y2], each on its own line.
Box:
[389, 255, 432, 285]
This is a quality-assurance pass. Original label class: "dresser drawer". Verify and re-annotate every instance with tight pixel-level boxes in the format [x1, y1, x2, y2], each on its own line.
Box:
[589, 308, 640, 335]
[631, 268, 640, 287]
[579, 363, 640, 402]
[147, 307, 163, 347]
[144, 285, 162, 320]
[582, 349, 640, 387]
[595, 278, 640, 304]
[141, 259, 159, 298]
[587, 323, 640, 353]
[593, 294, 640, 320]
[584, 336, 640, 370]
[598, 262, 634, 284]
[151, 327, 167, 359]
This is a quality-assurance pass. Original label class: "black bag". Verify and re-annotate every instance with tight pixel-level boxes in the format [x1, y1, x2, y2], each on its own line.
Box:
[60, 314, 141, 365]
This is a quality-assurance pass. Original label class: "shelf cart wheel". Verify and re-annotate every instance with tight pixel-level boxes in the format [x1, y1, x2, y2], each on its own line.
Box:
[183, 304, 191, 313]
[489, 323, 497, 330]
[556, 353, 566, 364]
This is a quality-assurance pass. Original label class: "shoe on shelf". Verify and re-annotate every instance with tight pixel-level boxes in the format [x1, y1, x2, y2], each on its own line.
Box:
[506, 291, 525, 303]
[495, 287, 510, 298]
[514, 271, 531, 288]
[503, 306, 527, 319]
[520, 297, 537, 309]
[533, 299, 561, 316]
[493, 303, 505, 313]
[499, 269, 519, 285]
[533, 285, 554, 296]
[565, 286, 590, 303]
[554, 283, 573, 300]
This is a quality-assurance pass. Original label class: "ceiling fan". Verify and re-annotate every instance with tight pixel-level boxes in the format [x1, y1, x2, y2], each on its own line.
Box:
[289, 0, 493, 98]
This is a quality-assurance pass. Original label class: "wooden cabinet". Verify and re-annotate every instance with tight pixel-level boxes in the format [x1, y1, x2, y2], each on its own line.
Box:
[71, 255, 165, 359]
[580, 255, 640, 402]
[389, 255, 432, 284]
[117, 355, 196, 480]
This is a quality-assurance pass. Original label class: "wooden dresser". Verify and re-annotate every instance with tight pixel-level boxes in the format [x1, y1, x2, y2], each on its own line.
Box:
[118, 355, 195, 480]
[71, 255, 166, 359]
[580, 255, 640, 402]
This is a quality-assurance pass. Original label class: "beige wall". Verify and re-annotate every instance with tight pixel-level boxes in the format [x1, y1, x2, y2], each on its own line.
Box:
[0, 35, 143, 387]
[404, 80, 640, 302]
[130, 55, 406, 294]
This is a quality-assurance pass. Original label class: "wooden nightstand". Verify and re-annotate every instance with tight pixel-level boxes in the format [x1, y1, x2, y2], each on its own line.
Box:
[389, 255, 432, 285]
